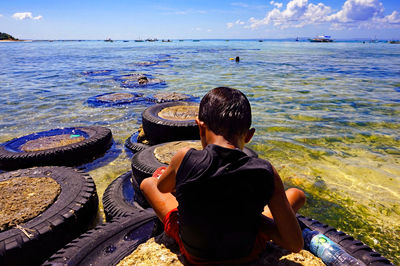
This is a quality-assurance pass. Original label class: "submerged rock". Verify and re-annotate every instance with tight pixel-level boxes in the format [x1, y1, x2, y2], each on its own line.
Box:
[117, 232, 325, 266]
[151, 92, 192, 103]
[118, 74, 165, 88]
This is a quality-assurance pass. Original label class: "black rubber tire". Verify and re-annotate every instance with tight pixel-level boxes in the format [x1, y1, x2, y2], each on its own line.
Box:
[43, 210, 163, 266]
[297, 215, 393, 265]
[142, 101, 199, 144]
[0, 166, 98, 266]
[0, 126, 113, 170]
[131, 172, 151, 208]
[102, 171, 145, 221]
[131, 141, 258, 186]
[124, 132, 150, 154]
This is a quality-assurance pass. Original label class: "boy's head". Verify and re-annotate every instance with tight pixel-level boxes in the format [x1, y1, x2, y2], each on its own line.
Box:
[198, 87, 253, 142]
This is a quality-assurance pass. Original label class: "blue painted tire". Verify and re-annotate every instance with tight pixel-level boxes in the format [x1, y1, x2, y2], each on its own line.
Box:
[114, 73, 166, 89]
[0, 126, 112, 170]
[87, 92, 145, 107]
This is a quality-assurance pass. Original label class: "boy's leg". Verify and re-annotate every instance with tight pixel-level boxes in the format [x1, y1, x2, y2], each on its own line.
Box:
[140, 177, 178, 222]
[262, 188, 305, 219]
[259, 188, 305, 248]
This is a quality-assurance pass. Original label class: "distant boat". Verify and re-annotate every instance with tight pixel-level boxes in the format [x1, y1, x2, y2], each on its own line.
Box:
[369, 36, 378, 43]
[309, 35, 333, 42]
[104, 38, 113, 42]
[134, 39, 144, 42]
[146, 38, 158, 42]
[123, 40, 129, 42]
[162, 39, 172, 42]
[295, 37, 299, 42]
[258, 40, 263, 42]
[389, 40, 400, 44]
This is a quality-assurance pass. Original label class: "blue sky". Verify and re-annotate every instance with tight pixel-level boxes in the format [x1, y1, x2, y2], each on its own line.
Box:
[1, 0, 399, 40]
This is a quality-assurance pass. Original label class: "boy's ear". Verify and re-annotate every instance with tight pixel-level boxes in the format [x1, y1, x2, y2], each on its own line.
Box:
[195, 118, 206, 137]
[244, 128, 255, 143]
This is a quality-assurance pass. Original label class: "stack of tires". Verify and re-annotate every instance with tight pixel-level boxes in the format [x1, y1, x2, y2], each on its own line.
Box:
[44, 101, 201, 265]
[2, 110, 392, 265]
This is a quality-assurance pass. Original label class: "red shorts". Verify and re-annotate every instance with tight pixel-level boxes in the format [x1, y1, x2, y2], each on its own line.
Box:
[163, 208, 270, 265]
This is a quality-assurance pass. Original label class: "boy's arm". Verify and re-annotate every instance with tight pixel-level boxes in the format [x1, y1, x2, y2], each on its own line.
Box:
[157, 147, 191, 193]
[262, 166, 303, 252]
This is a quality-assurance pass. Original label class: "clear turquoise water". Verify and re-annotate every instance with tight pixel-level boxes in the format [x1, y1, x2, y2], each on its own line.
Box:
[0, 40, 399, 263]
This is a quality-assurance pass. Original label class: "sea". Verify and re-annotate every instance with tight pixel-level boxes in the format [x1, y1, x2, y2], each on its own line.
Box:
[0, 40, 399, 263]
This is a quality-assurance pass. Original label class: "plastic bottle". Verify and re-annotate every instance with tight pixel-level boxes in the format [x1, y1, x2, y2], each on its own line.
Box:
[302, 228, 366, 266]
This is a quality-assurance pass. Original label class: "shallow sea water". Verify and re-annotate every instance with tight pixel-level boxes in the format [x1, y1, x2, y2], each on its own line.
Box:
[0, 40, 399, 263]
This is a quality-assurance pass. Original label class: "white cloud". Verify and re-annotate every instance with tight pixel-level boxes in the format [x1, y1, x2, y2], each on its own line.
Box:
[226, 19, 246, 29]
[249, 0, 399, 30]
[250, 0, 331, 29]
[327, 0, 383, 24]
[270, 1, 283, 9]
[226, 22, 234, 29]
[379, 11, 400, 24]
[12, 12, 42, 20]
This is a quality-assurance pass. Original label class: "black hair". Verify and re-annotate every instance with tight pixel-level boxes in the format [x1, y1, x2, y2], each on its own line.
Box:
[198, 87, 251, 140]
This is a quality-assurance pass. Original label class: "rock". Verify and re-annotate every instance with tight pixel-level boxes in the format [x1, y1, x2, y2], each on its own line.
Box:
[117, 233, 325, 266]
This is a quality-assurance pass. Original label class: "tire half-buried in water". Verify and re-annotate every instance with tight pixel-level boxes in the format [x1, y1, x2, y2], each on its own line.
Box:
[103, 171, 145, 221]
[0, 166, 98, 266]
[0, 126, 112, 170]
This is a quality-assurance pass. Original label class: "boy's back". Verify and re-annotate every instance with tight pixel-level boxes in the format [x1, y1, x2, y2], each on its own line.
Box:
[140, 87, 305, 264]
[175, 144, 274, 260]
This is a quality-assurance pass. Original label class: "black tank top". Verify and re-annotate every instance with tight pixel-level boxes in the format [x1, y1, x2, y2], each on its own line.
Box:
[176, 144, 275, 260]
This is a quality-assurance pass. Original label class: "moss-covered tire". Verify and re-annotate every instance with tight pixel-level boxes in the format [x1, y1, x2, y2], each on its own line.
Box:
[0, 126, 113, 170]
[102, 172, 145, 221]
[124, 132, 150, 154]
[0, 166, 98, 266]
[297, 215, 393, 265]
[142, 102, 199, 144]
[131, 141, 258, 186]
[43, 210, 162, 266]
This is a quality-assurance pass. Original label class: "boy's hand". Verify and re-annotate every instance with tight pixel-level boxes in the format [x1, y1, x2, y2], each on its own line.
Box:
[152, 166, 167, 179]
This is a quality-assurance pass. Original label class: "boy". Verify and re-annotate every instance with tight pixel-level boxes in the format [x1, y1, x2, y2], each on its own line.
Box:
[140, 87, 305, 264]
